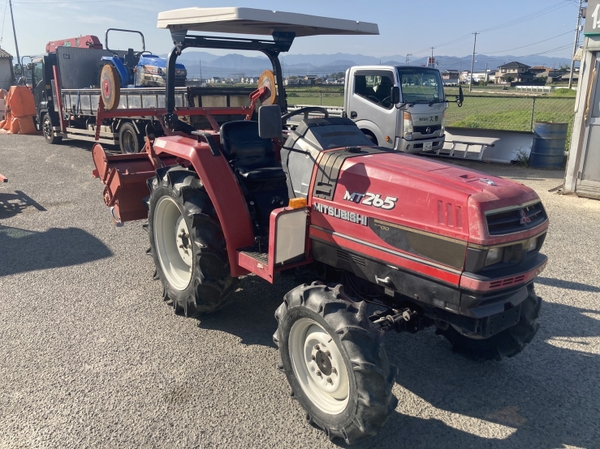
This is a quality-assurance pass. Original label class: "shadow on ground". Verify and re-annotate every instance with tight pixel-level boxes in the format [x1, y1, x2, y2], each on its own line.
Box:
[194, 275, 600, 448]
[0, 224, 113, 276]
[0, 190, 47, 219]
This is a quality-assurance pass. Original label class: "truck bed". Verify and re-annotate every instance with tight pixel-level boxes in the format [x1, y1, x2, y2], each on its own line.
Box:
[61, 86, 254, 117]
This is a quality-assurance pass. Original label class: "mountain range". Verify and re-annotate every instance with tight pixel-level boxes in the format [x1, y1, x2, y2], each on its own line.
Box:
[175, 51, 574, 79]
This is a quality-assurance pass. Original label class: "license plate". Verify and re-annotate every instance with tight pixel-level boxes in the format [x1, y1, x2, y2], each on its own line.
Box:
[423, 142, 433, 152]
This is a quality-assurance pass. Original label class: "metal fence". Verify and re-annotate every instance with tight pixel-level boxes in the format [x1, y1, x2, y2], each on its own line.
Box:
[445, 95, 576, 133]
[286, 90, 576, 134]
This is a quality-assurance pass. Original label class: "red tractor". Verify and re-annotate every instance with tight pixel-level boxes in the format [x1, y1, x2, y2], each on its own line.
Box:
[92, 7, 548, 444]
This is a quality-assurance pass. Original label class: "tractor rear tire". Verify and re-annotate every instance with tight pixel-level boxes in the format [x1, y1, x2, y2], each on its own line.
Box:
[42, 113, 62, 144]
[119, 122, 144, 154]
[273, 282, 397, 444]
[147, 167, 238, 316]
[436, 284, 541, 361]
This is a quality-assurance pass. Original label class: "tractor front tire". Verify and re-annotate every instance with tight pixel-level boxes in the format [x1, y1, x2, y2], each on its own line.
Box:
[42, 113, 62, 144]
[147, 167, 238, 316]
[274, 282, 397, 444]
[436, 284, 541, 361]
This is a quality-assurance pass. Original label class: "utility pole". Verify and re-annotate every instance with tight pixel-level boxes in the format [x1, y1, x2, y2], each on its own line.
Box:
[429, 47, 435, 67]
[8, 0, 21, 76]
[568, 0, 584, 89]
[469, 32, 478, 92]
[406, 54, 412, 65]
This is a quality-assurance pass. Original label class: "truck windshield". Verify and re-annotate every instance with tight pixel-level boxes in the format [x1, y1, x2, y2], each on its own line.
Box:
[396, 67, 444, 104]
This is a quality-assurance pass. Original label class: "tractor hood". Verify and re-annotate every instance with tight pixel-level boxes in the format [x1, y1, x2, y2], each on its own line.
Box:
[311, 149, 546, 246]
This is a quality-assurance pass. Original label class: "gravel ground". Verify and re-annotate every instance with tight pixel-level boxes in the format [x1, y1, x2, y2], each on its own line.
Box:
[1, 135, 599, 449]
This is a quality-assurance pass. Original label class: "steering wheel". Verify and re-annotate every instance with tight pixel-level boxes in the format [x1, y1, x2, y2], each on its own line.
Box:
[281, 106, 329, 121]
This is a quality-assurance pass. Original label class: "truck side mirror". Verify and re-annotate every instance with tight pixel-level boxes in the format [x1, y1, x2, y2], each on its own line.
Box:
[258, 104, 283, 140]
[391, 86, 400, 104]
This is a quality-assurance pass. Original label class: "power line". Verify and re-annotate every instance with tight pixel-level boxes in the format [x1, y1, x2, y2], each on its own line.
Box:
[531, 43, 573, 56]
[485, 30, 573, 54]
[478, 1, 572, 34]
[408, 1, 574, 57]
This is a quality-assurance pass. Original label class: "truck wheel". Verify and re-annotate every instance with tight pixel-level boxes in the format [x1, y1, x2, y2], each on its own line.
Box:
[119, 122, 144, 154]
[42, 113, 62, 144]
[273, 282, 397, 444]
[147, 167, 238, 316]
[436, 284, 541, 361]
[362, 130, 377, 145]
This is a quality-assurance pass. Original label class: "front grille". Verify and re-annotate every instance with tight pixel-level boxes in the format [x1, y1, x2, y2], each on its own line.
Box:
[489, 275, 526, 289]
[486, 202, 547, 235]
[338, 250, 366, 266]
[414, 125, 441, 134]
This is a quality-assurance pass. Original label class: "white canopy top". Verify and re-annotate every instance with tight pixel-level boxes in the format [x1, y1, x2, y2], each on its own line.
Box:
[157, 7, 379, 37]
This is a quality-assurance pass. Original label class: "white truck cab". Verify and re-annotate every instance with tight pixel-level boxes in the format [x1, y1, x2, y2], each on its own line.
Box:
[344, 65, 449, 153]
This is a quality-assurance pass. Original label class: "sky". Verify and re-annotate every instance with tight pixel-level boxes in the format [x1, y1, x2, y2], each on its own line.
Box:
[0, 0, 584, 64]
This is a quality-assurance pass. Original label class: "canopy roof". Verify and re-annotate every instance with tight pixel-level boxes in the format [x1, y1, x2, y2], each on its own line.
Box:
[157, 7, 379, 37]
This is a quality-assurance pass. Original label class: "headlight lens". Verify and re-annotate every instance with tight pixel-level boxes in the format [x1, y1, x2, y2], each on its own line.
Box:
[527, 237, 538, 252]
[403, 111, 414, 135]
[485, 247, 503, 267]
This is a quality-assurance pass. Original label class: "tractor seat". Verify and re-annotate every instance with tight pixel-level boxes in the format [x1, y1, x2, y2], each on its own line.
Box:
[124, 48, 139, 70]
[220, 120, 286, 181]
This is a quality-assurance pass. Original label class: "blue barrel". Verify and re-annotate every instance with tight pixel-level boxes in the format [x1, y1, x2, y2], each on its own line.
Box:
[529, 122, 568, 169]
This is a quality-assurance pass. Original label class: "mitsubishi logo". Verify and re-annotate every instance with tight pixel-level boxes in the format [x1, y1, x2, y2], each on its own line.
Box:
[520, 209, 531, 225]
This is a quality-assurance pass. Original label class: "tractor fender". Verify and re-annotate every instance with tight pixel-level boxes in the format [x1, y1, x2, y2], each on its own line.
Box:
[152, 135, 254, 277]
[101, 56, 130, 86]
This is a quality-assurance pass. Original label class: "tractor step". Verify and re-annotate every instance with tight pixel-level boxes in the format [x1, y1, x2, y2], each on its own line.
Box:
[236, 206, 312, 283]
[237, 250, 272, 282]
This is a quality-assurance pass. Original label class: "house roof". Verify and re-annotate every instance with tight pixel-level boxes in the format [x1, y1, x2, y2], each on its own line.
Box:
[0, 48, 13, 59]
[498, 61, 530, 69]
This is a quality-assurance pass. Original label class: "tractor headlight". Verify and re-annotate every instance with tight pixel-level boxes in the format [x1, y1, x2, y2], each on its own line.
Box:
[485, 247, 503, 267]
[527, 237, 538, 252]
